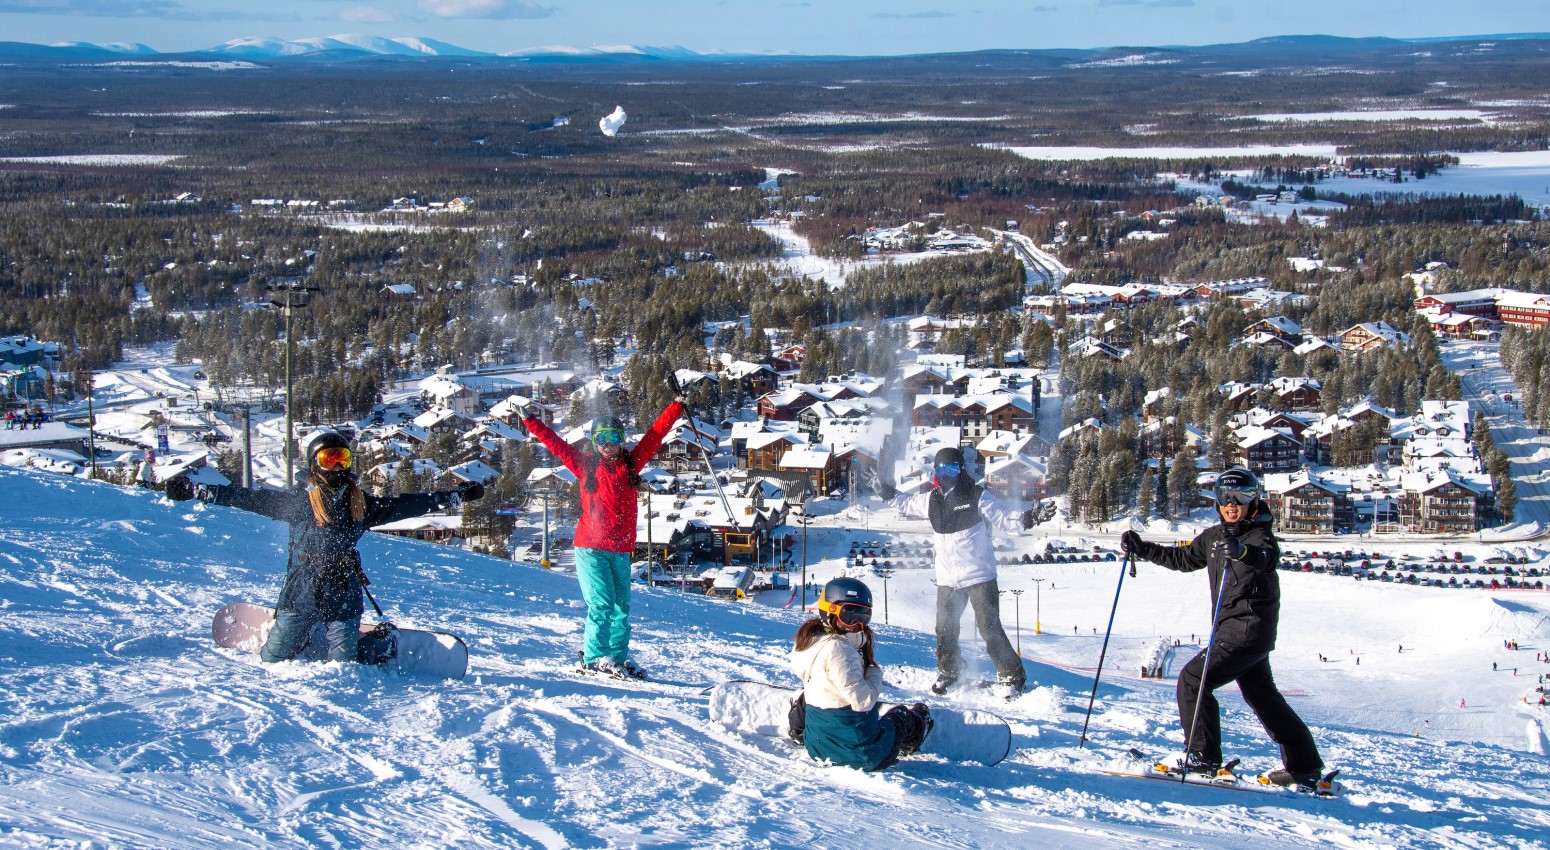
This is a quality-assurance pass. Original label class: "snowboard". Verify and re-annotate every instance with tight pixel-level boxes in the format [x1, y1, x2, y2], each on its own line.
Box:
[707, 680, 1012, 766]
[211, 601, 468, 680]
[1100, 749, 1341, 797]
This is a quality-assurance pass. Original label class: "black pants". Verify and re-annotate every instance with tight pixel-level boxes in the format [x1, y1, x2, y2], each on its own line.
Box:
[1176, 644, 1322, 774]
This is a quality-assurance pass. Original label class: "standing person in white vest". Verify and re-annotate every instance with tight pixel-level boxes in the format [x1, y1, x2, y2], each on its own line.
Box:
[878, 446, 1034, 699]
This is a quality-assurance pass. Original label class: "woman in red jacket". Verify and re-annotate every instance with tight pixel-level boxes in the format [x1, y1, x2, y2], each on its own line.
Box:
[522, 402, 683, 677]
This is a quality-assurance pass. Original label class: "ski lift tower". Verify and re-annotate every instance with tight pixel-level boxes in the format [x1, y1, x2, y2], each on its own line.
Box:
[266, 276, 320, 489]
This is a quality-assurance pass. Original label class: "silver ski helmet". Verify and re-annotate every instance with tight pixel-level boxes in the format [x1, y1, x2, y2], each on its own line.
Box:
[818, 577, 873, 631]
[1213, 467, 1261, 510]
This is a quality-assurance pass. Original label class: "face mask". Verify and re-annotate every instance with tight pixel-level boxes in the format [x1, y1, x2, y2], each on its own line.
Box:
[842, 630, 867, 649]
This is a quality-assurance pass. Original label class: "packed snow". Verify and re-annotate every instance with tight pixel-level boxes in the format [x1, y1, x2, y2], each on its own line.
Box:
[1, 465, 1548, 848]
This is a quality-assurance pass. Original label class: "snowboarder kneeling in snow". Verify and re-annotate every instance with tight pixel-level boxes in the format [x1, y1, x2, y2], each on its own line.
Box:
[788, 578, 931, 771]
[879, 447, 1033, 698]
[168, 428, 483, 664]
[1121, 467, 1324, 789]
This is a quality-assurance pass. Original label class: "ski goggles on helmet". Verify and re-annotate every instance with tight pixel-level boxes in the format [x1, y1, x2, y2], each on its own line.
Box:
[934, 462, 961, 479]
[1215, 484, 1257, 506]
[592, 428, 624, 446]
[818, 598, 872, 628]
[314, 446, 352, 470]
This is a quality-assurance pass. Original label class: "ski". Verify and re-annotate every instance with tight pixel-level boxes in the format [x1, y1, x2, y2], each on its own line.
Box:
[1100, 749, 1341, 797]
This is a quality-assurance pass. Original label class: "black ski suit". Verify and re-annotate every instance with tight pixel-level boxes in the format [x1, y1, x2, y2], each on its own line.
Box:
[1129, 507, 1322, 774]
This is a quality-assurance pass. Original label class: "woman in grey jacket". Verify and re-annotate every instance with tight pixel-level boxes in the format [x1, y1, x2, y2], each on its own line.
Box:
[885, 447, 1033, 698]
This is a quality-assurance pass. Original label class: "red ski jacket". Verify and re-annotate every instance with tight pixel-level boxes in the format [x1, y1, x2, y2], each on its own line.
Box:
[523, 401, 684, 553]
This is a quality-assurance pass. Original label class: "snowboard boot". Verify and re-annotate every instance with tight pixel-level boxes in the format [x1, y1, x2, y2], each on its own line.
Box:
[992, 674, 1026, 702]
[619, 659, 647, 680]
[1264, 768, 1322, 790]
[890, 703, 932, 757]
[929, 673, 958, 696]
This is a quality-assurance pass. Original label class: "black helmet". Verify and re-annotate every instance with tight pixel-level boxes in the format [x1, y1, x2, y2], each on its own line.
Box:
[818, 577, 873, 631]
[301, 428, 351, 475]
[933, 446, 965, 467]
[1213, 467, 1261, 508]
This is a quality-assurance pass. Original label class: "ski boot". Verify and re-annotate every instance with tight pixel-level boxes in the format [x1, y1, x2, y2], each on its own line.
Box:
[619, 659, 648, 680]
[929, 673, 958, 696]
[1263, 768, 1323, 792]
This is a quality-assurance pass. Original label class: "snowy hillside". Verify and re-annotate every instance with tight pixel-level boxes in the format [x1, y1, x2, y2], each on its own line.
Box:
[1, 467, 1548, 848]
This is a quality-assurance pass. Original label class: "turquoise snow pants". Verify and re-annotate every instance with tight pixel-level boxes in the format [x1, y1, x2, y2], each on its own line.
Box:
[575, 547, 632, 664]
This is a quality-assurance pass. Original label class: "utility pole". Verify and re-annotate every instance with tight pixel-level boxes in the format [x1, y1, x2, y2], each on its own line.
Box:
[540, 490, 553, 569]
[85, 371, 97, 479]
[267, 278, 319, 489]
[1010, 588, 1024, 655]
[876, 566, 894, 625]
[798, 488, 812, 609]
[643, 489, 653, 587]
[241, 405, 253, 488]
[1031, 578, 1045, 635]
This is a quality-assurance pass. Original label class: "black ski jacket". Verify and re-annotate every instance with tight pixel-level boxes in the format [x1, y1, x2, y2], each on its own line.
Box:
[197, 481, 456, 621]
[1133, 507, 1281, 652]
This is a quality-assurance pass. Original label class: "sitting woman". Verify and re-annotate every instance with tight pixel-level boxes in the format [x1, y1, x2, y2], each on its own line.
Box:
[788, 577, 931, 771]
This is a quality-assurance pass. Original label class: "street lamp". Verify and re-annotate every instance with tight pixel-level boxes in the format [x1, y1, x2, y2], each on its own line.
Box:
[1031, 578, 1045, 635]
[1010, 588, 1024, 656]
[876, 566, 894, 625]
[267, 277, 320, 489]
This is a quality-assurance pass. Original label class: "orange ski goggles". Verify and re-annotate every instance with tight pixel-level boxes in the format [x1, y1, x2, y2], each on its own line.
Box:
[314, 446, 353, 470]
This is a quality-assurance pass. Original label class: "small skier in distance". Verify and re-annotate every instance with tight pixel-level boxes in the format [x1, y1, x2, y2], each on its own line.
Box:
[787, 578, 931, 772]
[1122, 467, 1325, 790]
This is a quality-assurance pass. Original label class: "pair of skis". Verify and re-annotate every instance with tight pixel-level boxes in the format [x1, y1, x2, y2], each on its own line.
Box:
[1105, 749, 1342, 797]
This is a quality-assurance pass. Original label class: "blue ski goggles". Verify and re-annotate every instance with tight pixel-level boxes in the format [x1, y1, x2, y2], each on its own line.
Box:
[592, 428, 624, 446]
[934, 462, 961, 479]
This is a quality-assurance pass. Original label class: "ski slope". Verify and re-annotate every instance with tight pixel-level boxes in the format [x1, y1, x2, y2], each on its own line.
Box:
[0, 467, 1547, 848]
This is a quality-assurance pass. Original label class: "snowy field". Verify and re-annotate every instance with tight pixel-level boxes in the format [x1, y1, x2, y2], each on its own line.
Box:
[1, 467, 1547, 849]
[750, 218, 992, 289]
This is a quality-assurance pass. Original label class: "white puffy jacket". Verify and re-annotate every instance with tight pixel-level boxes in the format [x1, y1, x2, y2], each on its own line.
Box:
[891, 486, 1024, 589]
[789, 631, 882, 711]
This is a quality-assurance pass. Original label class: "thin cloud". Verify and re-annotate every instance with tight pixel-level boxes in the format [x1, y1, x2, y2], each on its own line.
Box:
[873, 10, 956, 19]
[338, 4, 400, 23]
[416, 0, 556, 19]
[1098, 0, 1193, 6]
[0, 0, 187, 15]
[0, 0, 298, 20]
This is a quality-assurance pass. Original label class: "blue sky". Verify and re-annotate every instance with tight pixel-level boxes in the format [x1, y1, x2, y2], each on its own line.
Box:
[0, 0, 1543, 55]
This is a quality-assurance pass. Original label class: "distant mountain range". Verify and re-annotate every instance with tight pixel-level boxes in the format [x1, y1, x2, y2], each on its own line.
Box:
[1, 32, 1547, 64]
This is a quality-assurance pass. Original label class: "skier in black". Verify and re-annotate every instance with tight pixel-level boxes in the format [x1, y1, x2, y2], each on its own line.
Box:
[168, 428, 483, 663]
[1121, 466, 1324, 789]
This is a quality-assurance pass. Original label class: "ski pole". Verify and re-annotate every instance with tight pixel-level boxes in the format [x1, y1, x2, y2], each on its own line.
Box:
[667, 372, 735, 519]
[1079, 551, 1132, 748]
[357, 563, 385, 618]
[1180, 562, 1232, 781]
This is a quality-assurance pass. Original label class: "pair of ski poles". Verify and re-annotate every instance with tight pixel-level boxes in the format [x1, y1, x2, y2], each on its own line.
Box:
[1079, 546, 1229, 783]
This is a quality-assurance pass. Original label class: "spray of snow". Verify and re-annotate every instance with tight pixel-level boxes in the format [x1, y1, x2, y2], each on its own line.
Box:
[599, 105, 627, 137]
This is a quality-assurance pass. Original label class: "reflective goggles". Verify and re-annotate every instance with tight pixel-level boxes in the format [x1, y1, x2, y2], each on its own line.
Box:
[592, 428, 624, 446]
[818, 598, 872, 628]
[1216, 485, 1257, 506]
[934, 462, 961, 479]
[314, 446, 353, 470]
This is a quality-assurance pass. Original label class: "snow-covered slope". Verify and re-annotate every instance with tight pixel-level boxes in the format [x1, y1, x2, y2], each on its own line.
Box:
[0, 466, 1547, 848]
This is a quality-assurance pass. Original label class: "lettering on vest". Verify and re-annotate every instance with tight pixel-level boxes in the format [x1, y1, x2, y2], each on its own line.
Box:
[928, 483, 984, 535]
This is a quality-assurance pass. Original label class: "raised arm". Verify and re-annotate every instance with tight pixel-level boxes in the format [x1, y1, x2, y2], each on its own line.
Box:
[522, 414, 583, 477]
[630, 400, 687, 474]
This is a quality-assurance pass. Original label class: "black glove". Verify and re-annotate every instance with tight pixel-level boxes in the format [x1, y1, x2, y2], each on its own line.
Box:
[455, 481, 486, 503]
[1121, 530, 1151, 561]
[1021, 509, 1035, 530]
[165, 476, 194, 501]
[1212, 536, 1247, 562]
